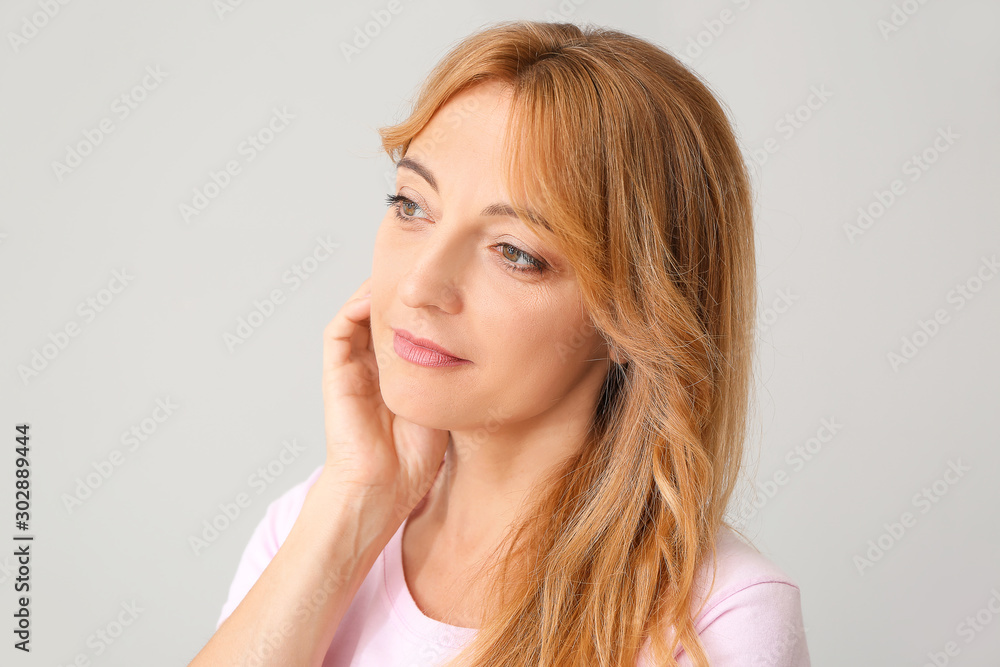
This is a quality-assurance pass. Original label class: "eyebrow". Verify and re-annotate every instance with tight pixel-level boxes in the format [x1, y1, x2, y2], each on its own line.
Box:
[396, 156, 546, 226]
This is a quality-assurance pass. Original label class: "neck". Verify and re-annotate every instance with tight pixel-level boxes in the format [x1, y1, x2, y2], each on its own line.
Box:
[414, 400, 595, 560]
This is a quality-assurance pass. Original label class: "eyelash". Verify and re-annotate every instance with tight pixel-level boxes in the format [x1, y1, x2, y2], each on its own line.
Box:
[383, 193, 546, 275]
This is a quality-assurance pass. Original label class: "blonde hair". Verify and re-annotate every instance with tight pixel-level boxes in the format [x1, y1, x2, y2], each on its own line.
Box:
[378, 20, 757, 667]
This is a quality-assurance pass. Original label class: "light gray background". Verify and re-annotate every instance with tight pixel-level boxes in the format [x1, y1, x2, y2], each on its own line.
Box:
[2, 1, 997, 665]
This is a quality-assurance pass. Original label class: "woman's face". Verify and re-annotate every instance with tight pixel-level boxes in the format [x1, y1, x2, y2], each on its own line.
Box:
[370, 79, 612, 434]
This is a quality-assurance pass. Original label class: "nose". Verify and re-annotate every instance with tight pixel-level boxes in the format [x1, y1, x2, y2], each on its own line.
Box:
[396, 226, 469, 314]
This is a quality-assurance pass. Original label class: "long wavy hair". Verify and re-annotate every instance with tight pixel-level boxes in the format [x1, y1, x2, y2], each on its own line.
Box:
[377, 20, 758, 667]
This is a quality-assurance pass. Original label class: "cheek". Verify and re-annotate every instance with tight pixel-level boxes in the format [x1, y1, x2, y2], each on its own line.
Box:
[372, 220, 406, 287]
[372, 215, 395, 263]
[373, 219, 418, 282]
[481, 307, 585, 378]
[370, 222, 399, 345]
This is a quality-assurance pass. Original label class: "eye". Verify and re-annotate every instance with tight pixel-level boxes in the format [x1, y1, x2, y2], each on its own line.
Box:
[384, 193, 426, 221]
[494, 242, 546, 275]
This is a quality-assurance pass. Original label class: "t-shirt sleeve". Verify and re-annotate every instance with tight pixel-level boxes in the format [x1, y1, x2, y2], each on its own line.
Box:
[215, 465, 325, 630]
[679, 580, 810, 666]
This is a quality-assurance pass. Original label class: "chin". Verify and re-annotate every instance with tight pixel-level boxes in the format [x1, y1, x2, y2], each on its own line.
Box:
[378, 377, 464, 431]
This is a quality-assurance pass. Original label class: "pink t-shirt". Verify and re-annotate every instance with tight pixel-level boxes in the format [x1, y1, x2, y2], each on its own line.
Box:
[216, 465, 811, 666]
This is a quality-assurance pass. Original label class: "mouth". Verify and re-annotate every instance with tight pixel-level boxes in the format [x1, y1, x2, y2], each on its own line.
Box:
[392, 328, 470, 367]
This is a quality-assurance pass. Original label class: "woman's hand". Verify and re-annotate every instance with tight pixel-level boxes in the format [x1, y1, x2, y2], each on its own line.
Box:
[320, 277, 450, 527]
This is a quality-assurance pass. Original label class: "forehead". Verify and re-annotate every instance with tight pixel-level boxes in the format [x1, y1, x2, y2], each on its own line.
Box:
[408, 81, 515, 156]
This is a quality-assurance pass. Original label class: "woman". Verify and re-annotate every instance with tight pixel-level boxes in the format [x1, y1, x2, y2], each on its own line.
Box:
[191, 20, 810, 667]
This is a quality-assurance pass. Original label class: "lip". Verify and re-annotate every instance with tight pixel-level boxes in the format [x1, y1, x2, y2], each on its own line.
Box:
[392, 328, 470, 367]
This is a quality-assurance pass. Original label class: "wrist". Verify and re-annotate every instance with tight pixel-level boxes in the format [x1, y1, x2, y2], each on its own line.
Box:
[295, 470, 399, 566]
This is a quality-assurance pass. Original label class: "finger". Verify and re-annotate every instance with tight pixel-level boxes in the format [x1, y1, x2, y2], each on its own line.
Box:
[356, 277, 374, 355]
[349, 303, 371, 354]
[323, 280, 373, 373]
[323, 294, 371, 373]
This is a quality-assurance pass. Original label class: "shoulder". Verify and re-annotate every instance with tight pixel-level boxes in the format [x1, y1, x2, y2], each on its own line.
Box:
[661, 526, 811, 665]
[695, 526, 803, 612]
